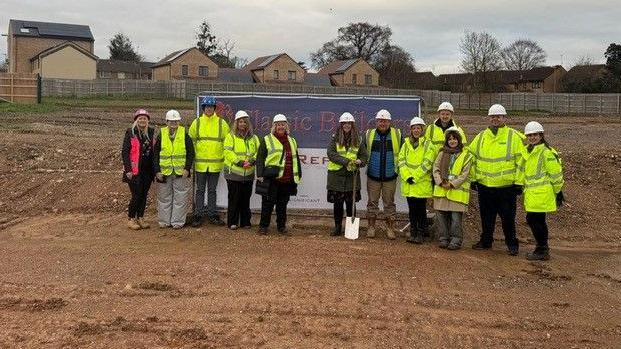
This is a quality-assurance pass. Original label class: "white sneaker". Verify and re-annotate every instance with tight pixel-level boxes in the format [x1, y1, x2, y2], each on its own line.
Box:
[229, 225, 238, 230]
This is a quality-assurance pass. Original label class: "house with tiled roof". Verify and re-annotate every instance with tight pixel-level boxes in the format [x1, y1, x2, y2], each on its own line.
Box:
[7, 19, 97, 79]
[97, 59, 153, 80]
[151, 47, 218, 80]
[243, 53, 305, 84]
[318, 58, 379, 87]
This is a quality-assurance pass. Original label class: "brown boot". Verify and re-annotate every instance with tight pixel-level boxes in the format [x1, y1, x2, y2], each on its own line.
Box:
[137, 217, 150, 229]
[127, 218, 141, 230]
[385, 218, 396, 240]
[366, 217, 376, 238]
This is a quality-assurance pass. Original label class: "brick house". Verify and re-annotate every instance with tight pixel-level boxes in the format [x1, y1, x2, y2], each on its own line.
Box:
[317, 58, 379, 87]
[97, 59, 153, 80]
[244, 53, 305, 84]
[7, 19, 97, 79]
[494, 66, 566, 93]
[151, 47, 218, 80]
[408, 71, 439, 90]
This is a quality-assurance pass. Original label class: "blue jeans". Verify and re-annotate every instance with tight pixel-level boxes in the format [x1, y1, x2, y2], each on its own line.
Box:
[195, 171, 220, 217]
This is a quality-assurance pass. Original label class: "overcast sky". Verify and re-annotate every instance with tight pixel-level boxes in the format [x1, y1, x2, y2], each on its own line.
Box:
[2, 0, 619, 74]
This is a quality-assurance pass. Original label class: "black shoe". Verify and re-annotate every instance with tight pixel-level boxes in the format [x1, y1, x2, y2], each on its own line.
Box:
[438, 240, 449, 249]
[472, 241, 492, 250]
[526, 247, 550, 261]
[191, 215, 203, 227]
[507, 245, 519, 256]
[257, 227, 268, 235]
[330, 225, 342, 236]
[208, 215, 226, 226]
[277, 227, 290, 235]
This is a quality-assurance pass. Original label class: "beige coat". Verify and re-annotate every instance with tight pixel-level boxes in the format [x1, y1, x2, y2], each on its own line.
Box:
[432, 150, 472, 212]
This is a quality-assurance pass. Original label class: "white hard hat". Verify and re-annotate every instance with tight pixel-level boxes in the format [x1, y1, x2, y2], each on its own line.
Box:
[438, 102, 454, 113]
[488, 104, 507, 116]
[410, 117, 426, 127]
[444, 126, 463, 140]
[339, 112, 355, 123]
[376, 109, 391, 120]
[235, 110, 249, 120]
[165, 109, 181, 121]
[524, 121, 544, 135]
[273, 114, 288, 123]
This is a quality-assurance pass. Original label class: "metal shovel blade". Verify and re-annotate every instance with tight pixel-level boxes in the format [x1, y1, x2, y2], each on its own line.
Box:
[344, 216, 360, 240]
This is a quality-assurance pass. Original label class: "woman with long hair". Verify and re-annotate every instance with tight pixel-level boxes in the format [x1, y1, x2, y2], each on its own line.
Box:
[121, 109, 156, 230]
[326, 112, 367, 236]
[223, 110, 260, 230]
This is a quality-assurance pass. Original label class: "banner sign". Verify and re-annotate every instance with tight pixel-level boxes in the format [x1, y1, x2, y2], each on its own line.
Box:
[196, 93, 421, 211]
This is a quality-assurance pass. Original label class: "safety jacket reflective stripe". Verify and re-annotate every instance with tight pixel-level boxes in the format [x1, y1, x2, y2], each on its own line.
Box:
[264, 134, 301, 183]
[468, 126, 524, 187]
[159, 126, 186, 176]
[327, 142, 359, 171]
[432, 152, 473, 205]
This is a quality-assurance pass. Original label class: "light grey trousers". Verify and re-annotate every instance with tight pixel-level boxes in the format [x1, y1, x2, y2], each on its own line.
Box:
[157, 176, 190, 227]
[435, 210, 463, 245]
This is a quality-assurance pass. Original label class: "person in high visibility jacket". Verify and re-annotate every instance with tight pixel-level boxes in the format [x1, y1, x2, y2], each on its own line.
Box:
[255, 114, 302, 235]
[432, 127, 473, 250]
[398, 117, 437, 243]
[153, 110, 195, 229]
[326, 112, 368, 236]
[469, 104, 525, 256]
[363, 109, 402, 239]
[189, 96, 230, 227]
[425, 102, 467, 146]
[121, 109, 156, 230]
[517, 121, 564, 261]
[223, 110, 260, 230]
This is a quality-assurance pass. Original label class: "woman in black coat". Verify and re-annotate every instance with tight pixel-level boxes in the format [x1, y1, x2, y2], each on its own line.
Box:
[121, 109, 156, 230]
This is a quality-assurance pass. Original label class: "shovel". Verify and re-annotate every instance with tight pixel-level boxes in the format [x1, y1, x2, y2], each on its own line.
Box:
[345, 169, 360, 240]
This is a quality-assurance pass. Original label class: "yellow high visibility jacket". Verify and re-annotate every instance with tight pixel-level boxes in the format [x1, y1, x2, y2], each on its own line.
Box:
[398, 137, 437, 198]
[517, 143, 564, 212]
[223, 133, 260, 180]
[264, 134, 301, 184]
[327, 142, 359, 171]
[159, 126, 187, 176]
[366, 127, 402, 174]
[425, 120, 468, 146]
[432, 151, 473, 205]
[468, 126, 525, 188]
[189, 113, 230, 173]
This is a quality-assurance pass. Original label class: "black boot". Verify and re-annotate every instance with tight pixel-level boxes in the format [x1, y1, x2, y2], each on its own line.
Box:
[526, 246, 550, 261]
[406, 226, 417, 243]
[331, 224, 342, 236]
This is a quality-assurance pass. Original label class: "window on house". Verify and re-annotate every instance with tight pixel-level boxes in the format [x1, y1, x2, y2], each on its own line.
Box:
[365, 74, 372, 85]
[199, 66, 209, 77]
[533, 81, 542, 89]
[288, 71, 296, 80]
[352, 74, 357, 84]
[181, 65, 188, 76]
[118, 72, 126, 79]
[274, 70, 279, 80]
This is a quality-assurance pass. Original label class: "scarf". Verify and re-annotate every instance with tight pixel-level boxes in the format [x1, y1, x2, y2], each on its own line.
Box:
[439, 146, 462, 181]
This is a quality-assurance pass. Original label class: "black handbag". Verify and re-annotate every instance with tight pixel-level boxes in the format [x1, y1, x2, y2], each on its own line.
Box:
[262, 165, 280, 178]
[255, 178, 271, 196]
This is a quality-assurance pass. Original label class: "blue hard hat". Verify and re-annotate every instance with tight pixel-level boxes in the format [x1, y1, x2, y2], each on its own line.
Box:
[200, 96, 216, 108]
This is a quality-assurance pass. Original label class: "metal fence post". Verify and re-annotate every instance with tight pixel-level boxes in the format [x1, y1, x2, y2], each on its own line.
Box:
[600, 94, 603, 115]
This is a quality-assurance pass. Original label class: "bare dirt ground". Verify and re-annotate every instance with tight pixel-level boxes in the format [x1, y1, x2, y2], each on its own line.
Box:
[1, 107, 620, 348]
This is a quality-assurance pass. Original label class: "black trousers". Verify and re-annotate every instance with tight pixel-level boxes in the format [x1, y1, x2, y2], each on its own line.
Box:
[407, 197, 428, 231]
[526, 212, 549, 248]
[333, 199, 353, 227]
[259, 181, 291, 229]
[127, 173, 153, 219]
[477, 185, 518, 248]
[226, 179, 253, 227]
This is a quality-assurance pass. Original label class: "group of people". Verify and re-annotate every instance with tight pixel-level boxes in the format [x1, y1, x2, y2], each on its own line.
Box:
[121, 96, 565, 261]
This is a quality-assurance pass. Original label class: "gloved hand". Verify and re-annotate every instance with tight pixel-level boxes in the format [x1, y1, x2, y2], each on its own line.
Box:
[513, 185, 523, 196]
[556, 191, 565, 207]
[406, 177, 414, 184]
[346, 161, 357, 172]
[470, 182, 479, 191]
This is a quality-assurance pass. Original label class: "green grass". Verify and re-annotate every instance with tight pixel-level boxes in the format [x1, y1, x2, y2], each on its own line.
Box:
[0, 101, 61, 113]
[44, 96, 195, 109]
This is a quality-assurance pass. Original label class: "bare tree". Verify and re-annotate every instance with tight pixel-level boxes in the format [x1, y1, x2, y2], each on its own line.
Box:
[374, 45, 416, 88]
[310, 22, 392, 69]
[501, 39, 547, 70]
[571, 55, 594, 68]
[459, 31, 502, 91]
